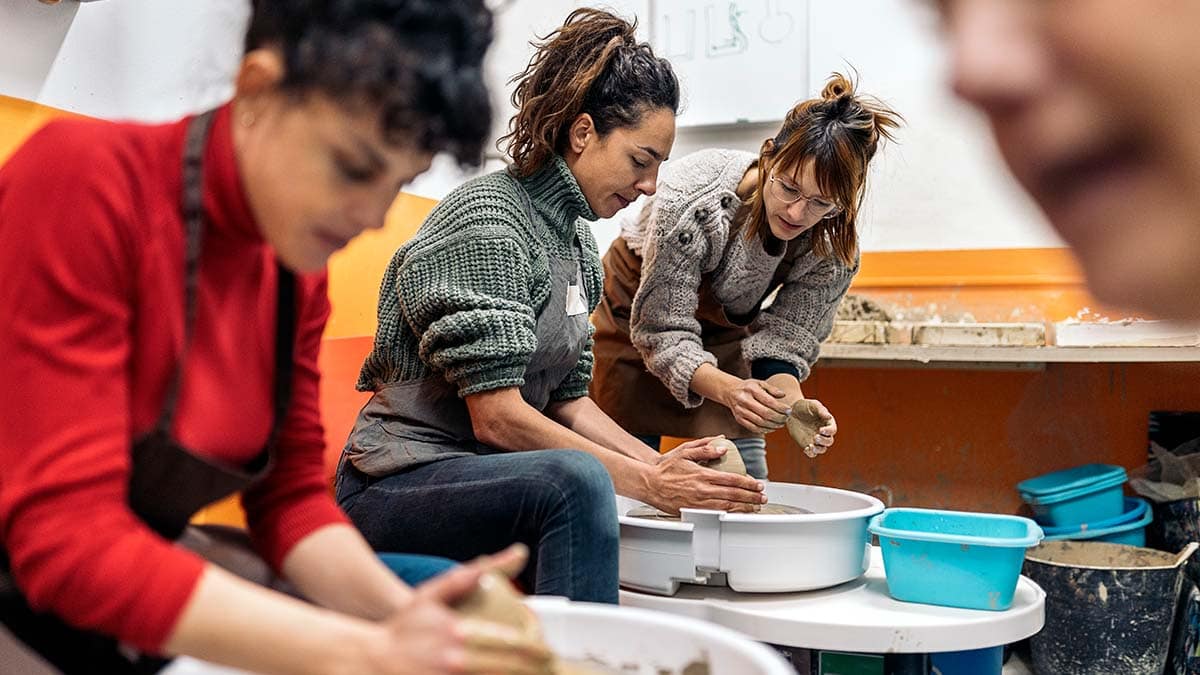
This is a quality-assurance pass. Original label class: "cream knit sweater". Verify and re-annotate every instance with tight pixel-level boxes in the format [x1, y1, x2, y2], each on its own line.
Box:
[621, 148, 858, 408]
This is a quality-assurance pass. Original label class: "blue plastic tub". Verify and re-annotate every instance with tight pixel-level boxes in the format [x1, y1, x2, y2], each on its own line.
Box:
[1016, 464, 1127, 527]
[868, 508, 1043, 611]
[1043, 498, 1153, 546]
[1040, 497, 1147, 536]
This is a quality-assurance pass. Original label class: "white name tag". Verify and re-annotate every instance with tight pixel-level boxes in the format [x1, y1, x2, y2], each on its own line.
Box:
[565, 282, 588, 316]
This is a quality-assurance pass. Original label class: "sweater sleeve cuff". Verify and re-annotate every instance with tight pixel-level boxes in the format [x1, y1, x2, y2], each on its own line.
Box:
[455, 365, 528, 397]
[669, 349, 719, 409]
[751, 358, 800, 381]
[549, 382, 589, 402]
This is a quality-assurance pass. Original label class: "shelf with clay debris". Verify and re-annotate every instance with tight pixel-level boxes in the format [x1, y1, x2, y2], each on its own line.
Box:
[820, 298, 1200, 367]
[818, 342, 1200, 367]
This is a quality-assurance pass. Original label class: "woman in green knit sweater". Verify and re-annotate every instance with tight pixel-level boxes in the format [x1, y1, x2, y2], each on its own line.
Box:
[335, 9, 767, 603]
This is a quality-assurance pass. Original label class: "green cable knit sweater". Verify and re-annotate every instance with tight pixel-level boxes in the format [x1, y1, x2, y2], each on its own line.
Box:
[357, 156, 603, 402]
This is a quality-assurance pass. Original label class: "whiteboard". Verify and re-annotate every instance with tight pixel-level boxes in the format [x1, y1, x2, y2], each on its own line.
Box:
[647, 0, 809, 127]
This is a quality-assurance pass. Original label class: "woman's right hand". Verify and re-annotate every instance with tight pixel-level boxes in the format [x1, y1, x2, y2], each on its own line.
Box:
[359, 550, 553, 674]
[645, 437, 766, 515]
[721, 379, 791, 434]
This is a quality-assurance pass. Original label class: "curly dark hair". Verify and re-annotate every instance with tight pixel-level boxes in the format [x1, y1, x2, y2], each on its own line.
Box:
[500, 8, 679, 177]
[246, 0, 493, 166]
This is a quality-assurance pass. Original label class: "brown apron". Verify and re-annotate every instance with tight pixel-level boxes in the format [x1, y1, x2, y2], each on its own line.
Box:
[591, 236, 801, 439]
[0, 110, 297, 674]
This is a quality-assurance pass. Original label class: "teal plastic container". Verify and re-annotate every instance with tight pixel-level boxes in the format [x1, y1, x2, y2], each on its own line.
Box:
[869, 508, 1043, 611]
[1042, 497, 1153, 546]
[1016, 464, 1127, 527]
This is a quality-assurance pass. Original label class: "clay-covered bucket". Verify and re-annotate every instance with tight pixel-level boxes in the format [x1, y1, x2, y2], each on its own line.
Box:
[1151, 497, 1200, 586]
[1023, 540, 1198, 675]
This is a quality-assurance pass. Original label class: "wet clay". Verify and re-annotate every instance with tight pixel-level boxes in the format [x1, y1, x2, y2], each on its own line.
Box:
[558, 657, 710, 674]
[627, 503, 811, 520]
[1027, 540, 1184, 569]
[454, 570, 540, 638]
[700, 438, 746, 475]
[630, 438, 807, 518]
[786, 400, 824, 458]
[456, 572, 609, 675]
[457, 574, 714, 674]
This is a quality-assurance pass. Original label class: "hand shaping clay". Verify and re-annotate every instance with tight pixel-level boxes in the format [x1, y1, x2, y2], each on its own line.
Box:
[627, 438, 810, 519]
[786, 399, 825, 458]
[456, 572, 610, 674]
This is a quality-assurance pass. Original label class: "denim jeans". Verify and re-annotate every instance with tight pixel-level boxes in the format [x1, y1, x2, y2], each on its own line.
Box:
[638, 435, 769, 480]
[336, 449, 619, 603]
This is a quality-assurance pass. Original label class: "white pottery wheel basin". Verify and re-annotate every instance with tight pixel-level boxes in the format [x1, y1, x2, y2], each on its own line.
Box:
[617, 482, 885, 595]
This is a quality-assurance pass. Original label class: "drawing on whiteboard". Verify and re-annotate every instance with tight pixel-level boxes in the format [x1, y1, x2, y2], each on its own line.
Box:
[659, 8, 697, 61]
[758, 0, 795, 44]
[656, 2, 796, 62]
[647, 0, 810, 127]
[706, 3, 748, 58]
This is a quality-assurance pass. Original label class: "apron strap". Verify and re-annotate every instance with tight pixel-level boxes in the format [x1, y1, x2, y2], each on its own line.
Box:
[153, 108, 295, 452]
[153, 108, 215, 438]
[265, 264, 296, 451]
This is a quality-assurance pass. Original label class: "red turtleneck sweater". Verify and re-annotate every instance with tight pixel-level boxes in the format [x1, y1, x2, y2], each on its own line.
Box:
[0, 104, 349, 652]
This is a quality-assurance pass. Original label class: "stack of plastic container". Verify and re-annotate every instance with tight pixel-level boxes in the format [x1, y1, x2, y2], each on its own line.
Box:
[1017, 463, 1152, 546]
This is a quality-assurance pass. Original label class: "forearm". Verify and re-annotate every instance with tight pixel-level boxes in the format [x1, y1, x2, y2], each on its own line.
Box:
[469, 390, 653, 502]
[688, 363, 741, 409]
[164, 564, 376, 675]
[281, 523, 412, 621]
[545, 396, 661, 464]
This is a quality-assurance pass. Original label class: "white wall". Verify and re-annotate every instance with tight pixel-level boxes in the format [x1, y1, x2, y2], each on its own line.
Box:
[411, 0, 1061, 253]
[807, 2, 1058, 251]
[0, 0, 1061, 253]
[0, 0, 248, 121]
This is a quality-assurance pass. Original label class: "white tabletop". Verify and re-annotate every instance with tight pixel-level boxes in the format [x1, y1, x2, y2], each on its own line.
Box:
[619, 546, 1045, 653]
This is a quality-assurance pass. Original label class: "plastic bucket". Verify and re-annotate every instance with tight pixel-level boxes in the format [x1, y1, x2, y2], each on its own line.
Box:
[1042, 497, 1153, 546]
[930, 645, 1003, 675]
[1023, 540, 1199, 675]
[528, 597, 794, 674]
[1017, 463, 1127, 526]
[868, 508, 1043, 611]
[1150, 496, 1200, 587]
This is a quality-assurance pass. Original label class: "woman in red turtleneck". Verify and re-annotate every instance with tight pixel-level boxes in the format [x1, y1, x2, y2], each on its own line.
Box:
[0, 3, 548, 674]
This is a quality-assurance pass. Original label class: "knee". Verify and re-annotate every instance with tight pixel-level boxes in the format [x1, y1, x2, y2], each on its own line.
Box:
[545, 450, 613, 496]
[532, 450, 618, 525]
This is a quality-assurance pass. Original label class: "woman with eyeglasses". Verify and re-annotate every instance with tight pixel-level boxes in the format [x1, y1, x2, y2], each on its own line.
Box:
[591, 73, 901, 479]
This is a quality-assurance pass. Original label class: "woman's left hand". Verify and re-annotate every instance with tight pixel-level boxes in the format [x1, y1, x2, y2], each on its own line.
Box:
[800, 399, 837, 457]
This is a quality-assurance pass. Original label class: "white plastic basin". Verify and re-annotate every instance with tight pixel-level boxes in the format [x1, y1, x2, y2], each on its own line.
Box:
[163, 598, 792, 675]
[529, 596, 793, 674]
[618, 482, 884, 594]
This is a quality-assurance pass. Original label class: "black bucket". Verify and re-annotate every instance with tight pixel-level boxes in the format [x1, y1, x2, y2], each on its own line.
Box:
[1023, 540, 1198, 675]
[1151, 497, 1200, 587]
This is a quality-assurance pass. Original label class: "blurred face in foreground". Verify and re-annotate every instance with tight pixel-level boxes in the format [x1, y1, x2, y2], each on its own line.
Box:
[939, 0, 1200, 319]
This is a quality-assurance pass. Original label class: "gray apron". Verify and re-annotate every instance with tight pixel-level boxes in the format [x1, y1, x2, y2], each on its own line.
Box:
[343, 178, 591, 476]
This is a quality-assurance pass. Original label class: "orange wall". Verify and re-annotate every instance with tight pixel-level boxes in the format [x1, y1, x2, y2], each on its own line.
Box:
[764, 248, 1194, 513]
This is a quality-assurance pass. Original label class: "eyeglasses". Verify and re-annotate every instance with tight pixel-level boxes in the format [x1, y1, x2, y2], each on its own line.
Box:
[768, 174, 843, 219]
